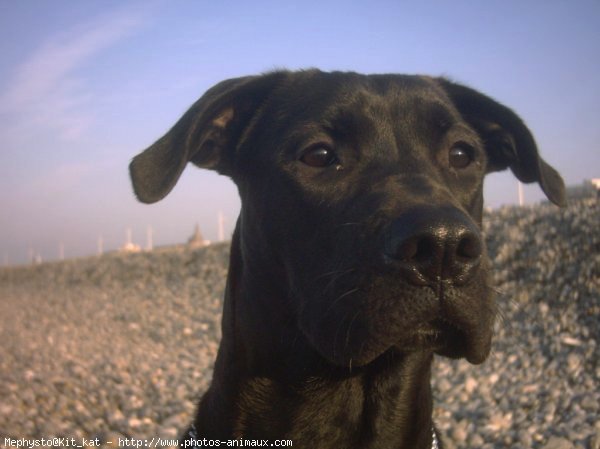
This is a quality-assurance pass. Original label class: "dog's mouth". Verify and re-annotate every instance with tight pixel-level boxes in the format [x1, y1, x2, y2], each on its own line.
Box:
[413, 319, 467, 353]
[298, 269, 495, 368]
[404, 317, 491, 365]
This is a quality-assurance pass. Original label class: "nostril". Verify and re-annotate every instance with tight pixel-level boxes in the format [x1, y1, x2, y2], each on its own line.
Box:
[396, 239, 418, 261]
[414, 237, 438, 263]
[456, 234, 482, 260]
[395, 235, 439, 263]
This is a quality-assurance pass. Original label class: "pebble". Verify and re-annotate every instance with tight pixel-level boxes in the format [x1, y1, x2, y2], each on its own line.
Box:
[591, 428, 600, 449]
[156, 426, 179, 438]
[0, 193, 597, 447]
[451, 420, 469, 442]
[542, 436, 575, 449]
[464, 376, 478, 394]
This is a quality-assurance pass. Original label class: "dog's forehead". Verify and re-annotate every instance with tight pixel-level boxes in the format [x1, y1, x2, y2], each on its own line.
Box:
[260, 71, 460, 135]
[285, 71, 440, 95]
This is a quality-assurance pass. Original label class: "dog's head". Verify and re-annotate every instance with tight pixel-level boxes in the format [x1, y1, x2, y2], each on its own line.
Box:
[131, 70, 565, 369]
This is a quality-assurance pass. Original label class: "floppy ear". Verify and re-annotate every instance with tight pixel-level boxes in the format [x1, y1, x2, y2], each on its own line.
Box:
[438, 79, 566, 207]
[130, 72, 287, 203]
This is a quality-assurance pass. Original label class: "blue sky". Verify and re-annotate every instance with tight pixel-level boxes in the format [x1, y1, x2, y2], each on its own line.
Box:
[1, 0, 598, 265]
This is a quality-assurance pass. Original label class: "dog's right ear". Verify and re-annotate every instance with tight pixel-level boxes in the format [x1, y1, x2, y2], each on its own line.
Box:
[130, 72, 287, 203]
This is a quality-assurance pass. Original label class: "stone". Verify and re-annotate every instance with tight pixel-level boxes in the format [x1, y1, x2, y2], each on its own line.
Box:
[590, 427, 600, 449]
[157, 425, 178, 438]
[465, 376, 478, 393]
[542, 436, 575, 449]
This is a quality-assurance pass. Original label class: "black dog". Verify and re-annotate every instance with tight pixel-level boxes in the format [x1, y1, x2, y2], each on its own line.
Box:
[130, 70, 565, 449]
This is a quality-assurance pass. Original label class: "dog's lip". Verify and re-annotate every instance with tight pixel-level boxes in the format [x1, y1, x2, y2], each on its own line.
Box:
[409, 318, 491, 365]
[412, 319, 464, 350]
[464, 331, 492, 364]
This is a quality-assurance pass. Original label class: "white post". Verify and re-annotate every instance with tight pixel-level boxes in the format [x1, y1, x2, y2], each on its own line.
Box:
[147, 226, 153, 251]
[518, 181, 524, 206]
[98, 235, 104, 255]
[126, 227, 132, 245]
[218, 211, 225, 241]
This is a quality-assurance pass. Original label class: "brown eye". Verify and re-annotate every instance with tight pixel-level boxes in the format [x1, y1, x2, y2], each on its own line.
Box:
[449, 144, 473, 169]
[300, 145, 338, 167]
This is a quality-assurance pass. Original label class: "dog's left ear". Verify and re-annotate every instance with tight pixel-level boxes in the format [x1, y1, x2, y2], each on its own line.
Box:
[438, 79, 566, 207]
[130, 72, 287, 203]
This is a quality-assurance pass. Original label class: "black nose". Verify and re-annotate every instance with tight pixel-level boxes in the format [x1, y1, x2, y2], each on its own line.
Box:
[384, 206, 482, 286]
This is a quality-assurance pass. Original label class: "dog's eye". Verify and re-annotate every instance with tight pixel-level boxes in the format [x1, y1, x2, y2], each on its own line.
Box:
[300, 145, 339, 168]
[449, 144, 474, 169]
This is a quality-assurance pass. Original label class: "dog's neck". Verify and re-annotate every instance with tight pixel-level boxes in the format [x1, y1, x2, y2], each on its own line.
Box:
[191, 232, 438, 448]
[196, 348, 437, 448]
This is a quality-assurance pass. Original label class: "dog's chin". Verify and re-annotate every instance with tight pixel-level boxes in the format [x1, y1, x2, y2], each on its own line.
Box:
[439, 332, 492, 365]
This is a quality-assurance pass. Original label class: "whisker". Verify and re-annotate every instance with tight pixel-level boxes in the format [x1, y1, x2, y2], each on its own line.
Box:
[327, 287, 360, 312]
[335, 287, 360, 302]
[312, 268, 356, 283]
[489, 284, 508, 297]
[325, 271, 357, 294]
[337, 222, 362, 228]
[488, 280, 539, 355]
[321, 287, 361, 321]
[345, 309, 362, 348]
[332, 308, 362, 373]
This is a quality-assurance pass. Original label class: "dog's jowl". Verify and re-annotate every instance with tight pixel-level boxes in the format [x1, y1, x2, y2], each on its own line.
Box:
[130, 70, 565, 449]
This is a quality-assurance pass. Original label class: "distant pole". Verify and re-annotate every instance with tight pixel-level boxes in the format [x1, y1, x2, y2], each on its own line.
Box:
[98, 235, 104, 255]
[218, 211, 225, 241]
[29, 247, 34, 264]
[126, 227, 132, 245]
[146, 226, 153, 251]
[518, 181, 524, 206]
[59, 242, 64, 261]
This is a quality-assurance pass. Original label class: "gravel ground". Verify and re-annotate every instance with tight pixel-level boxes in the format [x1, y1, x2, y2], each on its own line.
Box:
[0, 193, 598, 449]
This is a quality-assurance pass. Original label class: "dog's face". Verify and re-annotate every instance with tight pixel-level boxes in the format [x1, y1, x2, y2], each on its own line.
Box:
[130, 70, 565, 370]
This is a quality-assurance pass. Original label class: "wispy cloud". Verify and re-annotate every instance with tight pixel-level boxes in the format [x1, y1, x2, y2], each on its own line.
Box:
[30, 162, 94, 197]
[0, 7, 147, 142]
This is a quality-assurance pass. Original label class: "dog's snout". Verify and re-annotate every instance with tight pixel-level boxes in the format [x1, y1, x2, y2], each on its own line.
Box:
[384, 206, 482, 286]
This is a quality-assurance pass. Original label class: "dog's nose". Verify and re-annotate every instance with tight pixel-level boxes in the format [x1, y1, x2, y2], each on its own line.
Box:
[384, 206, 482, 286]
